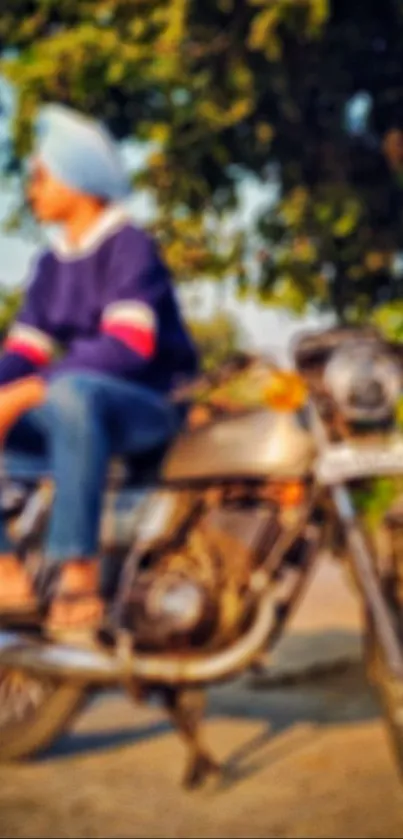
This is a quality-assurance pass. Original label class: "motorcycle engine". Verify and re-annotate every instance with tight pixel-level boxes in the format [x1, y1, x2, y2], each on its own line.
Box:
[324, 336, 402, 424]
[121, 493, 280, 652]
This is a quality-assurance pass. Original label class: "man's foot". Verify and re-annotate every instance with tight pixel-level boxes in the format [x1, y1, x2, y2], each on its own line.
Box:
[46, 559, 104, 635]
[0, 554, 37, 614]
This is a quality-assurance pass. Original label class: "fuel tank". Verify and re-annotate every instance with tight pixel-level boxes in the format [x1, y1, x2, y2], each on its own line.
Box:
[162, 408, 315, 483]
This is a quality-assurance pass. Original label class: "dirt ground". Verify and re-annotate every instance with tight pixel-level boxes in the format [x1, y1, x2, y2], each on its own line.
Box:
[0, 556, 402, 839]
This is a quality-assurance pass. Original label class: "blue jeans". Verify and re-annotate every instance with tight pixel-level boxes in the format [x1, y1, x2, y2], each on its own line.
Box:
[0, 373, 180, 562]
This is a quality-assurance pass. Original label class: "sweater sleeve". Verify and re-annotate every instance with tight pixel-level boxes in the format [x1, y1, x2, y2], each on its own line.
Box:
[44, 229, 164, 381]
[0, 254, 57, 386]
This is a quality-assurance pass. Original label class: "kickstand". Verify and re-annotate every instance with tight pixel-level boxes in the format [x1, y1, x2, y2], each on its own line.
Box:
[163, 687, 221, 789]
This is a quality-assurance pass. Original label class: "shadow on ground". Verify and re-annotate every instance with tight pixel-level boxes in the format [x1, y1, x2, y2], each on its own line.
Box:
[35, 628, 383, 787]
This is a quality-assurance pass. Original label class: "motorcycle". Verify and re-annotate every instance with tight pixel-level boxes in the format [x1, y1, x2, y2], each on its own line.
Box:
[0, 325, 403, 789]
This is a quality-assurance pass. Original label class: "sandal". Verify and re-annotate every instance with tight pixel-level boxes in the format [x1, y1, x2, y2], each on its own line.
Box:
[47, 592, 105, 646]
[0, 555, 39, 620]
[37, 561, 106, 646]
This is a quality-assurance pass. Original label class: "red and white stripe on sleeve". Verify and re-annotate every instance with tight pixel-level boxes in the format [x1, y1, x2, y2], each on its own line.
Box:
[101, 300, 157, 358]
[4, 323, 55, 366]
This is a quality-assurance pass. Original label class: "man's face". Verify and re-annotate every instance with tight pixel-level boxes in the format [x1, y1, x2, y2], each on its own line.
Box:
[27, 162, 81, 223]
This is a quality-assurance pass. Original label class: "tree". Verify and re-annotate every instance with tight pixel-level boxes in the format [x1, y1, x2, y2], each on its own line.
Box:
[2, 1, 403, 320]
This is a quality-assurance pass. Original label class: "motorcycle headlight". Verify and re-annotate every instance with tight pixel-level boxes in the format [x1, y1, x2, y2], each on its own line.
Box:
[324, 337, 402, 423]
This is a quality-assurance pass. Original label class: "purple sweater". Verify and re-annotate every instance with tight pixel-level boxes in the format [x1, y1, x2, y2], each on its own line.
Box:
[0, 208, 198, 393]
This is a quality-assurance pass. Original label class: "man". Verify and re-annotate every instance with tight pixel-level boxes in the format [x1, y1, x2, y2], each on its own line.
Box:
[0, 104, 198, 635]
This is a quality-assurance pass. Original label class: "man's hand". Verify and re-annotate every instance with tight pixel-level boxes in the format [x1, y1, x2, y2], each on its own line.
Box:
[0, 377, 46, 442]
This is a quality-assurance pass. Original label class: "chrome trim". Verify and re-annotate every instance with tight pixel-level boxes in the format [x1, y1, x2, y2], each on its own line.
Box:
[0, 592, 275, 686]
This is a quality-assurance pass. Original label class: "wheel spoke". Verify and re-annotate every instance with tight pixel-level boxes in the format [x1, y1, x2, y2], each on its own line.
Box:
[0, 668, 53, 728]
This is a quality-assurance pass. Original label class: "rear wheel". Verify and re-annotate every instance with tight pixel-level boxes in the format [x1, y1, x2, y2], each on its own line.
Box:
[0, 666, 85, 761]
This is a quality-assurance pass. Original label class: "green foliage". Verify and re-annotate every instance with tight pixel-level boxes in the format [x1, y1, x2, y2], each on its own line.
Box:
[353, 477, 401, 532]
[2, 1, 403, 316]
[187, 312, 244, 372]
[0, 287, 22, 336]
[372, 302, 403, 344]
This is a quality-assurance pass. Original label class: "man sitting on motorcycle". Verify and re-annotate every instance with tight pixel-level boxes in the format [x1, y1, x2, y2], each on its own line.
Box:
[0, 104, 198, 635]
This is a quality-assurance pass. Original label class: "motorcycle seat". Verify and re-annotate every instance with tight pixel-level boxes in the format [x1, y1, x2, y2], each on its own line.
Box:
[108, 442, 170, 489]
[0, 441, 171, 520]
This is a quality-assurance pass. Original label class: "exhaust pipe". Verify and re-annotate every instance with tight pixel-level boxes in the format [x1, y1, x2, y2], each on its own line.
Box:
[129, 592, 275, 685]
[0, 593, 275, 686]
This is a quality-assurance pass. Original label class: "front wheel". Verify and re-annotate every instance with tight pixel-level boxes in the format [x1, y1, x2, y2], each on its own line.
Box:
[0, 666, 85, 761]
[365, 619, 403, 777]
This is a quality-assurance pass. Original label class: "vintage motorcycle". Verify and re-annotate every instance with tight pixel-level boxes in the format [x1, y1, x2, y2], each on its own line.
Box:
[0, 324, 403, 789]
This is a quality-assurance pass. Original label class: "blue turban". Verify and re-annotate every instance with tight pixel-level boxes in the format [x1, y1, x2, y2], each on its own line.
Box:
[33, 104, 131, 201]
